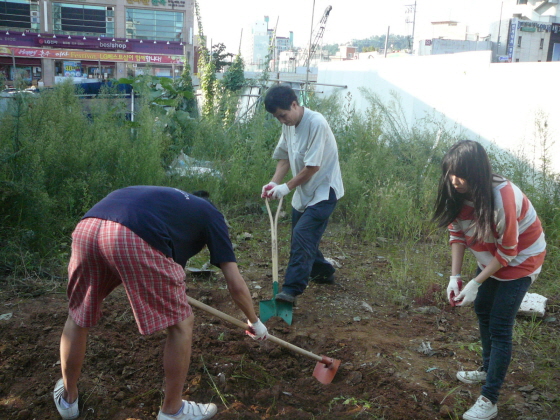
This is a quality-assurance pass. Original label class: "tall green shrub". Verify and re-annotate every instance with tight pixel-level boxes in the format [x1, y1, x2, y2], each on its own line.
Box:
[0, 80, 168, 270]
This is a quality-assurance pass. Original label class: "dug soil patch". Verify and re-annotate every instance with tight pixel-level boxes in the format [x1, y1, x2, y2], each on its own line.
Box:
[0, 221, 557, 419]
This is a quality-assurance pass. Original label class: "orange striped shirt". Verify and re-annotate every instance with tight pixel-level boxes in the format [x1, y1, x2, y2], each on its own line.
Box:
[449, 180, 546, 281]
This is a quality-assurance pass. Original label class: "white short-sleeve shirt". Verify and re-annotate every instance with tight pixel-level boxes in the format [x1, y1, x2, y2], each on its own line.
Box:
[272, 108, 344, 212]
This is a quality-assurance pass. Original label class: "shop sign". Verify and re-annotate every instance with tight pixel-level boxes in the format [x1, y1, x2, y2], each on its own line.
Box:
[507, 18, 518, 63]
[64, 61, 82, 77]
[0, 46, 186, 64]
[518, 21, 552, 32]
[38, 38, 129, 50]
[127, 0, 161, 5]
[126, 0, 186, 6]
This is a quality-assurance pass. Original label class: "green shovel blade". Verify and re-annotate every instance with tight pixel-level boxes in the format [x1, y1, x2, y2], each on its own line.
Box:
[259, 298, 293, 325]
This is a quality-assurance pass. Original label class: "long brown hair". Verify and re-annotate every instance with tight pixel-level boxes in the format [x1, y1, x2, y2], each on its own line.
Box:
[433, 140, 495, 245]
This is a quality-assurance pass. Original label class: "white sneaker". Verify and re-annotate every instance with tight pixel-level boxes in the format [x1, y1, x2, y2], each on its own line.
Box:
[457, 368, 487, 384]
[53, 379, 79, 420]
[463, 395, 497, 420]
[157, 400, 218, 420]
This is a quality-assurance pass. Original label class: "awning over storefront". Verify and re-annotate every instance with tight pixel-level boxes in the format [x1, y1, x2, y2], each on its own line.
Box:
[0, 57, 42, 65]
[0, 31, 184, 55]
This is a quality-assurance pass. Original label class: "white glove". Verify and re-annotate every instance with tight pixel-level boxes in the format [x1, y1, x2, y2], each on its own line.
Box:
[455, 279, 481, 307]
[246, 319, 268, 340]
[269, 183, 290, 200]
[261, 182, 277, 198]
[447, 275, 462, 304]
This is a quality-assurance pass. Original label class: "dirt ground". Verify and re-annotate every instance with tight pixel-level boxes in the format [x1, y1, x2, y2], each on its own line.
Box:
[0, 220, 558, 420]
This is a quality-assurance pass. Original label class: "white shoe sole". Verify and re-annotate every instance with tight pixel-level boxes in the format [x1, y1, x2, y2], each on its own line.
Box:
[456, 371, 486, 384]
[463, 411, 497, 420]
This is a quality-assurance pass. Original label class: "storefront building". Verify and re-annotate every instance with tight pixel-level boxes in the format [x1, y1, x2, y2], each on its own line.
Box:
[0, 0, 195, 86]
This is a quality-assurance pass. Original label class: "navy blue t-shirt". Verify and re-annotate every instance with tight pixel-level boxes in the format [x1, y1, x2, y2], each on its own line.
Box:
[83, 186, 236, 268]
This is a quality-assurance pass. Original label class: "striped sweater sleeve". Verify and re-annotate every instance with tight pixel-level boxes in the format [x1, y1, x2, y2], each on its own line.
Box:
[494, 181, 543, 267]
[449, 220, 466, 246]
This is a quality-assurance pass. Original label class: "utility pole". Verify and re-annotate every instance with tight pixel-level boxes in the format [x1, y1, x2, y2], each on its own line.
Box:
[384, 26, 390, 57]
[405, 1, 417, 54]
[238, 28, 243, 55]
[305, 0, 316, 95]
[496, 1, 504, 61]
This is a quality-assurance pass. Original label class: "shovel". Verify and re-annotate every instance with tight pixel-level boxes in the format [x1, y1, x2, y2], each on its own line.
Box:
[259, 197, 293, 325]
[188, 296, 340, 384]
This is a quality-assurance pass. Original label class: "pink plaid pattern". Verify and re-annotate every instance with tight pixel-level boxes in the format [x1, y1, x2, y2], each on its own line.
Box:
[67, 218, 192, 335]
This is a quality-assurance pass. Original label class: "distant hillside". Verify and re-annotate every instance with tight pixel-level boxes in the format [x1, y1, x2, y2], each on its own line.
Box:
[324, 34, 411, 55]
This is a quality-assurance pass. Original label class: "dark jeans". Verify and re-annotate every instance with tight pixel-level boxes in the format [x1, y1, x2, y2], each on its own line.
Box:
[474, 275, 531, 404]
[281, 188, 337, 296]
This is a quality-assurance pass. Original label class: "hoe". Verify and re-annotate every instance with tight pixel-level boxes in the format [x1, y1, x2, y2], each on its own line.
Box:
[188, 297, 340, 384]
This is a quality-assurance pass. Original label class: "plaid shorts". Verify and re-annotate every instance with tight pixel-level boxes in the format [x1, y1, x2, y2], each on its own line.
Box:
[67, 218, 192, 335]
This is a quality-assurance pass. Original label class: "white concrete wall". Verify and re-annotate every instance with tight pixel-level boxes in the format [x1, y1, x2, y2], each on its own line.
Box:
[517, 30, 549, 62]
[317, 51, 560, 174]
[430, 22, 468, 40]
[423, 39, 493, 55]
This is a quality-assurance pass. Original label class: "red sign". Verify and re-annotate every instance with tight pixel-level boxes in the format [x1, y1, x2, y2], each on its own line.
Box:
[0, 46, 185, 64]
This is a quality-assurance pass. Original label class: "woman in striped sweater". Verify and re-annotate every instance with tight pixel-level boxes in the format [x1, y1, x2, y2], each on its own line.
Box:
[433, 140, 546, 420]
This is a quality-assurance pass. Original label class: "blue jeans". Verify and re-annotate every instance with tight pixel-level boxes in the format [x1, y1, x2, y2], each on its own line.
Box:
[281, 188, 337, 296]
[474, 276, 531, 404]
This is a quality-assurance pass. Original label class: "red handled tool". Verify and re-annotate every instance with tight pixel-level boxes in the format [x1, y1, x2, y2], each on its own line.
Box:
[449, 278, 463, 306]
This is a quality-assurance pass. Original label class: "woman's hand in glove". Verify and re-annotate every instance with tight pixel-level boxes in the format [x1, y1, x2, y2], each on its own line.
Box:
[455, 279, 482, 307]
[447, 275, 462, 300]
[447, 275, 463, 306]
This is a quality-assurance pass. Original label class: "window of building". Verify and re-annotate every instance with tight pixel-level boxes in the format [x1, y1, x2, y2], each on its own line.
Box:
[126, 63, 181, 78]
[54, 59, 114, 79]
[126, 8, 183, 42]
[540, 38, 544, 49]
[515, 58, 520, 62]
[0, 0, 40, 32]
[0, 64, 34, 82]
[52, 3, 114, 37]
[517, 36, 522, 47]
[517, 0, 528, 4]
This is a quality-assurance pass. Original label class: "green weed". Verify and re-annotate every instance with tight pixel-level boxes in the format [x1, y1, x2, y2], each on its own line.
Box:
[457, 342, 483, 356]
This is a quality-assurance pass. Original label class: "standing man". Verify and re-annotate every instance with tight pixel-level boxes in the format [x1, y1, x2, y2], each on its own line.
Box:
[262, 84, 344, 303]
[54, 186, 267, 420]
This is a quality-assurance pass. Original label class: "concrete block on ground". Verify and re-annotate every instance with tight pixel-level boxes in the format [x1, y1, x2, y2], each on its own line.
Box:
[517, 293, 547, 318]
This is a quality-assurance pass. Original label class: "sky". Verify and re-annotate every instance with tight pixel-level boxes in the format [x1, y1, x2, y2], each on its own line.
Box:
[197, 0, 504, 52]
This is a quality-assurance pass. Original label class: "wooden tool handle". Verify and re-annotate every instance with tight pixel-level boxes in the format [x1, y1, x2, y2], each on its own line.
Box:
[265, 197, 282, 286]
[188, 296, 322, 362]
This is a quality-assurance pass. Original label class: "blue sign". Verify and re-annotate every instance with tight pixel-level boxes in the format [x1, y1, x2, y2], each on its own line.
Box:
[507, 18, 518, 63]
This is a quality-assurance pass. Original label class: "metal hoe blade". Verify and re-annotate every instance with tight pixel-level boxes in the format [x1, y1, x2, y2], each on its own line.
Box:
[313, 356, 342, 385]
